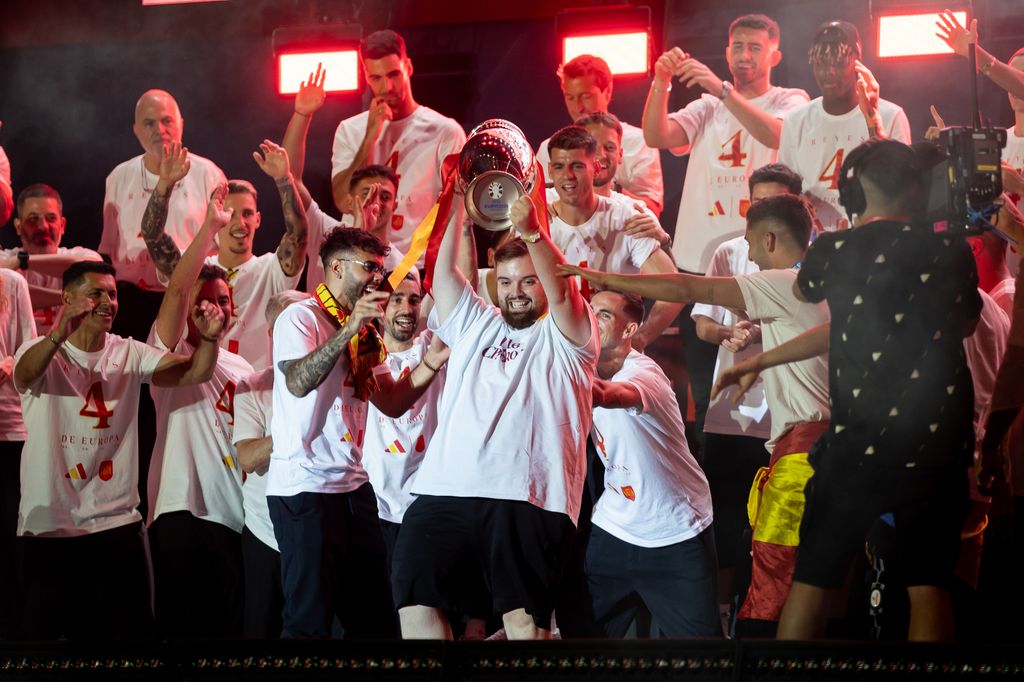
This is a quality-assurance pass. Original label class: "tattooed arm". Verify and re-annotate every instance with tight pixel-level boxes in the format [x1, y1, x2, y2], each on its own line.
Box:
[142, 141, 191, 279]
[253, 139, 308, 277]
[282, 290, 389, 397]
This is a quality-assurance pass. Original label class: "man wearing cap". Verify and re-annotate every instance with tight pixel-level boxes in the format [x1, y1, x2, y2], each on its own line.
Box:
[778, 21, 911, 234]
[536, 55, 664, 215]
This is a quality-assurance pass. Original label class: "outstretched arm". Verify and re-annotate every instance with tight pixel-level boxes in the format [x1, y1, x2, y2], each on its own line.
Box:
[937, 11, 1024, 100]
[711, 322, 829, 403]
[282, 65, 326, 210]
[370, 335, 449, 417]
[141, 141, 191, 279]
[558, 262, 746, 310]
[254, 140, 308, 277]
[592, 378, 643, 409]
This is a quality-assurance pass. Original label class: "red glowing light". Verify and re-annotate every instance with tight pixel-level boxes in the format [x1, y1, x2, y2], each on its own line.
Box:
[277, 50, 359, 95]
[563, 32, 650, 76]
[142, 0, 225, 4]
[877, 10, 968, 58]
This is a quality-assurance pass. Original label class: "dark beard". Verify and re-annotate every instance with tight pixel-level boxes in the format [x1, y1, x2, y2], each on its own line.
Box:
[501, 307, 540, 329]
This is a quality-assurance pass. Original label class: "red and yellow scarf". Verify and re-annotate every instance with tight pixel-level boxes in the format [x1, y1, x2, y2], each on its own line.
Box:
[315, 283, 387, 401]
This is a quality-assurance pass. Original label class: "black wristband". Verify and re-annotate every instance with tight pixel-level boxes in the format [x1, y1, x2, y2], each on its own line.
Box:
[17, 251, 28, 270]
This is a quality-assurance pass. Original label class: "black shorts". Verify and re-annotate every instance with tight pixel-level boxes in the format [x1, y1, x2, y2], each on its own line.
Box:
[795, 447, 969, 590]
[391, 496, 575, 629]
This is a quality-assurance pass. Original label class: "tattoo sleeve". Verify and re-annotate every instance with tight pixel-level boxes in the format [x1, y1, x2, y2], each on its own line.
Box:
[276, 177, 309, 277]
[141, 189, 181, 278]
[282, 324, 352, 397]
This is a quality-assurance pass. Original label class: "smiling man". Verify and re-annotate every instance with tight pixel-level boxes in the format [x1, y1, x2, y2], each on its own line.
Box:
[0, 184, 102, 335]
[141, 140, 307, 370]
[330, 30, 465, 257]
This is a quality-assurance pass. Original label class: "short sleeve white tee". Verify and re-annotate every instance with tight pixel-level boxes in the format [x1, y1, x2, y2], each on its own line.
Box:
[691, 237, 771, 440]
[0, 246, 102, 336]
[205, 252, 301, 370]
[1001, 129, 1024, 277]
[266, 298, 369, 496]
[233, 367, 277, 551]
[331, 106, 466, 257]
[591, 351, 713, 548]
[990, 277, 1015, 319]
[147, 332, 253, 531]
[303, 200, 405, 295]
[669, 87, 809, 273]
[363, 332, 443, 523]
[778, 98, 911, 234]
[413, 284, 599, 524]
[549, 194, 660, 284]
[736, 268, 831, 451]
[15, 334, 166, 536]
[0, 271, 36, 440]
[101, 153, 226, 290]
[537, 121, 664, 210]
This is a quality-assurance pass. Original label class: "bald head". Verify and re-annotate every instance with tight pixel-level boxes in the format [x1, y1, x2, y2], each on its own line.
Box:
[133, 89, 184, 159]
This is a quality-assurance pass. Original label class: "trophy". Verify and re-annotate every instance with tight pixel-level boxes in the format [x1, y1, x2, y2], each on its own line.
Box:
[458, 119, 536, 231]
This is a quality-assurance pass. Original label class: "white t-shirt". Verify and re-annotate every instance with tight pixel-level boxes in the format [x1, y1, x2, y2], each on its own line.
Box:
[16, 334, 166, 536]
[101, 153, 226, 290]
[0, 271, 36, 440]
[1001, 129, 1024, 276]
[736, 268, 831, 451]
[990, 277, 1015, 319]
[331, 106, 466, 256]
[537, 121, 664, 210]
[304, 199, 405, 295]
[548, 193, 660, 298]
[205, 252, 301, 370]
[668, 87, 809, 273]
[147, 333, 253, 531]
[691, 237, 771, 440]
[414, 283, 599, 524]
[0, 246, 101, 336]
[266, 297, 369, 496]
[363, 332, 443, 523]
[233, 367, 278, 552]
[591, 351, 713, 548]
[778, 98, 911, 234]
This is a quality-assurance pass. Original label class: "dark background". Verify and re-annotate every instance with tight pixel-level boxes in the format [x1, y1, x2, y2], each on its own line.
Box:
[0, 0, 1021, 255]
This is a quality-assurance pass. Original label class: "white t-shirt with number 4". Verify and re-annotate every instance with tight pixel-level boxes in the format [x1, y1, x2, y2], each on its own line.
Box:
[15, 334, 166, 537]
[778, 97, 911, 234]
[363, 332, 444, 523]
[591, 350, 713, 548]
[331, 106, 466, 257]
[414, 283, 599, 524]
[668, 87, 809, 273]
[147, 332, 254, 532]
[266, 297, 369, 496]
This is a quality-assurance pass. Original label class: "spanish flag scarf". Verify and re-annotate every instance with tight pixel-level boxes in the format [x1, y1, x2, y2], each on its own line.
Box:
[314, 283, 387, 402]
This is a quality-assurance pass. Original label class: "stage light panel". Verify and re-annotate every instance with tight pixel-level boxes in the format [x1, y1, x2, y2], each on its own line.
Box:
[877, 10, 968, 58]
[563, 32, 650, 76]
[277, 50, 359, 95]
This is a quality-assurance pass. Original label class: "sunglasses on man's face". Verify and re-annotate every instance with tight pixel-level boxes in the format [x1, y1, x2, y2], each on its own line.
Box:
[337, 257, 385, 276]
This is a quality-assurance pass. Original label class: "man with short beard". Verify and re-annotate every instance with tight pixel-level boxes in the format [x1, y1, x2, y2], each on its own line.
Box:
[391, 194, 599, 641]
[267, 227, 447, 639]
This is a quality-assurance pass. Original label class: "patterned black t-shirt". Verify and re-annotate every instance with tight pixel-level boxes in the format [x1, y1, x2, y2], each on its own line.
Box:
[797, 221, 982, 470]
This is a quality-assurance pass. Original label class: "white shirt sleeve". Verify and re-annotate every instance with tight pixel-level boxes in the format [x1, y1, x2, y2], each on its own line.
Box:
[666, 97, 712, 156]
[233, 373, 268, 443]
[430, 282, 493, 348]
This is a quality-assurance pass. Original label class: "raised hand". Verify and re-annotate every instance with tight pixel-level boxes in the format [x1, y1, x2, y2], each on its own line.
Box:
[52, 297, 96, 341]
[156, 140, 190, 191]
[192, 299, 226, 339]
[622, 202, 671, 244]
[653, 47, 688, 85]
[509, 195, 542, 236]
[205, 184, 232, 230]
[678, 57, 724, 96]
[925, 105, 946, 141]
[252, 139, 291, 181]
[854, 60, 883, 133]
[352, 182, 382, 231]
[295, 64, 327, 116]
[366, 96, 394, 143]
[1001, 164, 1024, 197]
[555, 263, 606, 288]
[936, 10, 976, 58]
[348, 290, 390, 331]
[711, 355, 762, 404]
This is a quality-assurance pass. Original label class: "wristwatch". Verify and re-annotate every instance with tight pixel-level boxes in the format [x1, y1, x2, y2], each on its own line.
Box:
[519, 230, 542, 243]
[719, 81, 734, 101]
[16, 250, 28, 271]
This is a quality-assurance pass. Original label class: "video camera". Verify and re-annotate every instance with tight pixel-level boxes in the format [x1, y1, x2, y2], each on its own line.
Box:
[922, 126, 1006, 233]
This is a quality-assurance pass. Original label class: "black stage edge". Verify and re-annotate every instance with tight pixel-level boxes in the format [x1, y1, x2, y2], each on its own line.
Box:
[1, 639, 1023, 681]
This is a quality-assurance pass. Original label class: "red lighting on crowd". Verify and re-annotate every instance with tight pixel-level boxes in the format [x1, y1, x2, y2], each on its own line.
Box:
[563, 32, 651, 76]
[877, 10, 968, 58]
[278, 50, 359, 95]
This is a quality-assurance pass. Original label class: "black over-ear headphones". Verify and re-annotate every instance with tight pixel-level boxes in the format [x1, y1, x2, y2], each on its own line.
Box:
[837, 138, 919, 222]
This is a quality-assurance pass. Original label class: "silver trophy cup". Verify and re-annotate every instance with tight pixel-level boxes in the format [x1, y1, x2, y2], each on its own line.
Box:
[458, 119, 536, 231]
